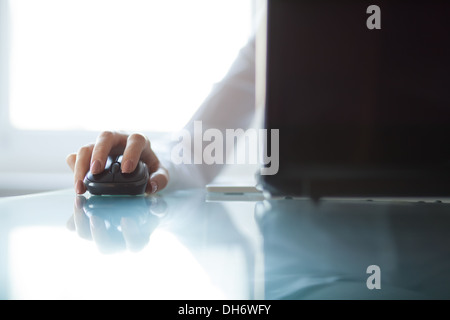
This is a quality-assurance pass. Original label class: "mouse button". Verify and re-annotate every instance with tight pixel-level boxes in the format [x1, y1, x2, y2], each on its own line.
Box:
[85, 170, 114, 183]
[111, 162, 121, 174]
[114, 162, 147, 183]
[114, 172, 131, 183]
[114, 171, 139, 183]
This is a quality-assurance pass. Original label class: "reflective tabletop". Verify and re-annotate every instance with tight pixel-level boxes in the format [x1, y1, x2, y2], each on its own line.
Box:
[1, 188, 450, 300]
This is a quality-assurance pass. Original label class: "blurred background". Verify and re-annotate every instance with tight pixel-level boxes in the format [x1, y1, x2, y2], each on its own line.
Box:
[0, 0, 259, 196]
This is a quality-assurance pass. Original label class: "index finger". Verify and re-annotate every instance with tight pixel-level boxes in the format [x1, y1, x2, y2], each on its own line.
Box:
[90, 131, 128, 174]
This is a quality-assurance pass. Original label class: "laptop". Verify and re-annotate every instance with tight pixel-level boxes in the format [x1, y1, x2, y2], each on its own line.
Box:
[258, 0, 450, 199]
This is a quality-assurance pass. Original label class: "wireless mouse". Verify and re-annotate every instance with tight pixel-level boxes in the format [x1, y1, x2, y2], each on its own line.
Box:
[84, 155, 149, 195]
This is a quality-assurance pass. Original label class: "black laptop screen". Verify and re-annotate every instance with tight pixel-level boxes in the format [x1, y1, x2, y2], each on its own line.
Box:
[265, 0, 450, 169]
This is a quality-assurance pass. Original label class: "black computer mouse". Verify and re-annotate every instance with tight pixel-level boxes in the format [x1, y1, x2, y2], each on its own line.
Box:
[84, 155, 149, 195]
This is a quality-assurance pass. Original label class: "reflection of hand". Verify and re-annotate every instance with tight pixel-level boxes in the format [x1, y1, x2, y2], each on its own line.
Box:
[66, 195, 167, 253]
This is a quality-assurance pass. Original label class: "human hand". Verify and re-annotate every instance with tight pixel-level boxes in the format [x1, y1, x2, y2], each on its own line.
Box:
[66, 131, 169, 194]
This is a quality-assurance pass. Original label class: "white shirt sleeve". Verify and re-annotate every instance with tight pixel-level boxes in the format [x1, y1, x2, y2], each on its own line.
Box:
[161, 36, 256, 191]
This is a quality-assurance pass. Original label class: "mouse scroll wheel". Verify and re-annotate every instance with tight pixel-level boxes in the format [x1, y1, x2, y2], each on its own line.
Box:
[111, 162, 121, 174]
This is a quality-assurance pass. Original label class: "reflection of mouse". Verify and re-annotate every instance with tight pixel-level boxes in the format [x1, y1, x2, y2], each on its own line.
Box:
[84, 155, 149, 195]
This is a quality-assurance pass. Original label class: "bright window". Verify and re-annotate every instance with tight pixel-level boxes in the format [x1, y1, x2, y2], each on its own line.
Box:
[9, 0, 253, 132]
[0, 0, 255, 195]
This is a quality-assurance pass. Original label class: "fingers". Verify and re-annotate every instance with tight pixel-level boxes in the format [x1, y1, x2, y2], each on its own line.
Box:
[90, 131, 128, 174]
[73, 144, 94, 194]
[66, 153, 76, 172]
[121, 133, 170, 194]
[69, 131, 128, 194]
[121, 133, 150, 173]
[68, 131, 170, 195]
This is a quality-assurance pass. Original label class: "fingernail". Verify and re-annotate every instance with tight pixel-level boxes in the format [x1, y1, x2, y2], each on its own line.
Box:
[91, 160, 102, 174]
[75, 180, 84, 194]
[150, 181, 158, 194]
[122, 160, 134, 173]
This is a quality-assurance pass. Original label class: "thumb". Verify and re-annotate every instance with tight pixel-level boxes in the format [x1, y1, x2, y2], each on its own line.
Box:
[146, 166, 169, 194]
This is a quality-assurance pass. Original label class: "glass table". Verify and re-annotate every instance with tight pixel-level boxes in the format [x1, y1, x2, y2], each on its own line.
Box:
[1, 188, 450, 300]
